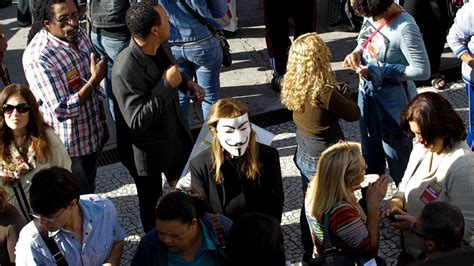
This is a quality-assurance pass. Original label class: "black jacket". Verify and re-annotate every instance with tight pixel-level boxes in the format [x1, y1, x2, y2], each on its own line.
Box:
[86, 0, 136, 29]
[112, 39, 193, 177]
[189, 143, 284, 221]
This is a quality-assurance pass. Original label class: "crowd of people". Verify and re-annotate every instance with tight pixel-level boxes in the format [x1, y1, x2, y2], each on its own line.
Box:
[1, 0, 474, 265]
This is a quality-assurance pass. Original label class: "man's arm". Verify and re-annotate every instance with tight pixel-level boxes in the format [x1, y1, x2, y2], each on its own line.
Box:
[112, 63, 180, 133]
[103, 240, 124, 266]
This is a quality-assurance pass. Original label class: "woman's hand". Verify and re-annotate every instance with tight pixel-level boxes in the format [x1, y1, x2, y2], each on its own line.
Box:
[343, 51, 362, 69]
[366, 175, 389, 208]
[384, 208, 416, 230]
[356, 66, 371, 80]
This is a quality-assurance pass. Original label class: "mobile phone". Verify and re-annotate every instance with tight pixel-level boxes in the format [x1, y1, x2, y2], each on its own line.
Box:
[387, 214, 399, 222]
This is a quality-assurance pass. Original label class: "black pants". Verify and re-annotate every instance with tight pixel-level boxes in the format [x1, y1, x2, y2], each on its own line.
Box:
[132, 163, 184, 233]
[403, 0, 450, 75]
[263, 0, 316, 77]
[17, 0, 34, 24]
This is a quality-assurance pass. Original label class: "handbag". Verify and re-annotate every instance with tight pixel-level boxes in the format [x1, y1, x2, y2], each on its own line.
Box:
[178, 0, 232, 67]
[309, 210, 385, 266]
[308, 211, 362, 266]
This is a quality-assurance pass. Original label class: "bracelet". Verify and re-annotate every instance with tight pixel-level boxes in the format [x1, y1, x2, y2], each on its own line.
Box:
[85, 81, 93, 90]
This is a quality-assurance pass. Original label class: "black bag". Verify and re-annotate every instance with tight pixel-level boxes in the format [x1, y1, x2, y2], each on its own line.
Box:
[309, 210, 385, 266]
[215, 30, 232, 67]
[179, 0, 232, 67]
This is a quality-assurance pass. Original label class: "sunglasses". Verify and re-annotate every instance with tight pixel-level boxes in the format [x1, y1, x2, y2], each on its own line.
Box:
[49, 12, 82, 25]
[2, 103, 31, 114]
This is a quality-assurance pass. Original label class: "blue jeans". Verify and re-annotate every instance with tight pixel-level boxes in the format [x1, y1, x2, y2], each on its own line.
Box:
[71, 152, 99, 195]
[358, 90, 412, 185]
[466, 83, 474, 150]
[90, 32, 129, 121]
[294, 129, 340, 257]
[171, 35, 222, 119]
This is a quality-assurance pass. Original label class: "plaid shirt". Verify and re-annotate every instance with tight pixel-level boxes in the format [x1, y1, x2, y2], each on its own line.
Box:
[23, 28, 106, 157]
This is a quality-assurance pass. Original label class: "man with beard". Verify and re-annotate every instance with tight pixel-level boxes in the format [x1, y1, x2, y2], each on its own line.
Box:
[23, 0, 107, 195]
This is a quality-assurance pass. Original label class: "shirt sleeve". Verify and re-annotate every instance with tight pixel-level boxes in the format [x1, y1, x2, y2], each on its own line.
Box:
[331, 204, 370, 254]
[445, 155, 474, 245]
[397, 22, 431, 81]
[15, 224, 46, 265]
[447, 5, 474, 59]
[327, 86, 360, 122]
[105, 198, 126, 242]
[24, 57, 81, 122]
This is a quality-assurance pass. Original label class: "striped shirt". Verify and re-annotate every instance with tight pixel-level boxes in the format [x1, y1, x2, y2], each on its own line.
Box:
[23, 28, 106, 157]
[306, 201, 370, 256]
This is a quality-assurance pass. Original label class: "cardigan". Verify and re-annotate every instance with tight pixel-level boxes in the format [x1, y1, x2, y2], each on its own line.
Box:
[394, 142, 474, 257]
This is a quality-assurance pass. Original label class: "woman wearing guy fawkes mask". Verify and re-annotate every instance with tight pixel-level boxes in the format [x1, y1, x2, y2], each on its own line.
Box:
[189, 98, 284, 222]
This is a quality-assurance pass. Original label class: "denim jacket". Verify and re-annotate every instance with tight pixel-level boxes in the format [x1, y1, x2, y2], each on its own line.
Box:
[158, 0, 227, 43]
[363, 59, 416, 124]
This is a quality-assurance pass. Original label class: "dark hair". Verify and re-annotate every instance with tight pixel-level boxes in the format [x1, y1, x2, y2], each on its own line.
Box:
[29, 166, 80, 215]
[155, 190, 209, 225]
[0, 187, 7, 211]
[420, 202, 464, 251]
[400, 92, 466, 151]
[351, 0, 394, 17]
[227, 212, 286, 266]
[27, 0, 80, 44]
[126, 1, 161, 38]
[0, 84, 51, 163]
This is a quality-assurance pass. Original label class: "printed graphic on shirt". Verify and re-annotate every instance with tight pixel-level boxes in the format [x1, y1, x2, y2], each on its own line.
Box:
[419, 180, 442, 204]
[361, 20, 390, 63]
[66, 67, 81, 93]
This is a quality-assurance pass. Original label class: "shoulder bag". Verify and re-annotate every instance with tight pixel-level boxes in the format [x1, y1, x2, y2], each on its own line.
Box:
[178, 0, 232, 67]
[34, 220, 69, 265]
[309, 210, 385, 266]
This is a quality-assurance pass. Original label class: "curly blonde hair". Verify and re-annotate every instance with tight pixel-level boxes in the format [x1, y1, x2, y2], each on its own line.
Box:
[281, 33, 336, 112]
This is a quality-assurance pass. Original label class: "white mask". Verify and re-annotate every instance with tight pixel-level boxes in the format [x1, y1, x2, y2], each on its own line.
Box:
[216, 113, 251, 157]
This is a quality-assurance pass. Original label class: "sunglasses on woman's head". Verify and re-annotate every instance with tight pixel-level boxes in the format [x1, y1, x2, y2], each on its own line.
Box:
[2, 103, 31, 114]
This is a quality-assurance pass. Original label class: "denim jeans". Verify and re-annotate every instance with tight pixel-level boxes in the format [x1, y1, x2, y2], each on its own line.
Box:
[294, 129, 340, 257]
[466, 83, 474, 150]
[358, 90, 412, 185]
[71, 152, 99, 195]
[171, 35, 222, 119]
[90, 32, 129, 121]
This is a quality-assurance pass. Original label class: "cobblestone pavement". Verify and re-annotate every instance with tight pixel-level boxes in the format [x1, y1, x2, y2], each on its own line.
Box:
[95, 81, 468, 265]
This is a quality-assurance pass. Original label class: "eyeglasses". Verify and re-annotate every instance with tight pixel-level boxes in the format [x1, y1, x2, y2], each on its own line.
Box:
[30, 208, 66, 223]
[411, 222, 426, 239]
[2, 103, 30, 114]
[49, 12, 81, 25]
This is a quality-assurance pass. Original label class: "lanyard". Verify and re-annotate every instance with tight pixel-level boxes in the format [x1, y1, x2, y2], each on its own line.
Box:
[362, 10, 406, 50]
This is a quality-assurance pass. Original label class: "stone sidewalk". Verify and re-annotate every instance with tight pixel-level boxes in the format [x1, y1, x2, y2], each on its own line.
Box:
[95, 80, 468, 265]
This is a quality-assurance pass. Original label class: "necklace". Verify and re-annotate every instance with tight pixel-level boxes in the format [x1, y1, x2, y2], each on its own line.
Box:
[15, 133, 30, 154]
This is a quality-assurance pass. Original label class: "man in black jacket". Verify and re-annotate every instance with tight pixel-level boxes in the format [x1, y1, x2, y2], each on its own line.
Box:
[112, 1, 203, 233]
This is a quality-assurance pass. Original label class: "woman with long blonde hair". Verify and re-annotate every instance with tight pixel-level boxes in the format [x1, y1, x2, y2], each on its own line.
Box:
[190, 98, 284, 222]
[280, 32, 360, 260]
[305, 141, 389, 262]
[0, 84, 71, 221]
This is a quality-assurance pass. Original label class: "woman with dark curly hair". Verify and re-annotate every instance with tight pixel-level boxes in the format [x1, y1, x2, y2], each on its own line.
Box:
[343, 0, 430, 185]
[0, 84, 71, 221]
[384, 92, 474, 260]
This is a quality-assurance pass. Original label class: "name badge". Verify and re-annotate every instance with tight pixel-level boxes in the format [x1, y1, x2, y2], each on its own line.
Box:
[66, 67, 81, 93]
[419, 180, 442, 204]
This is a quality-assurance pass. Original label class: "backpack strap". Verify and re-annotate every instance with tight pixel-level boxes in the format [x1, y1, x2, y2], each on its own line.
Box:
[34, 220, 69, 266]
[211, 214, 226, 248]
